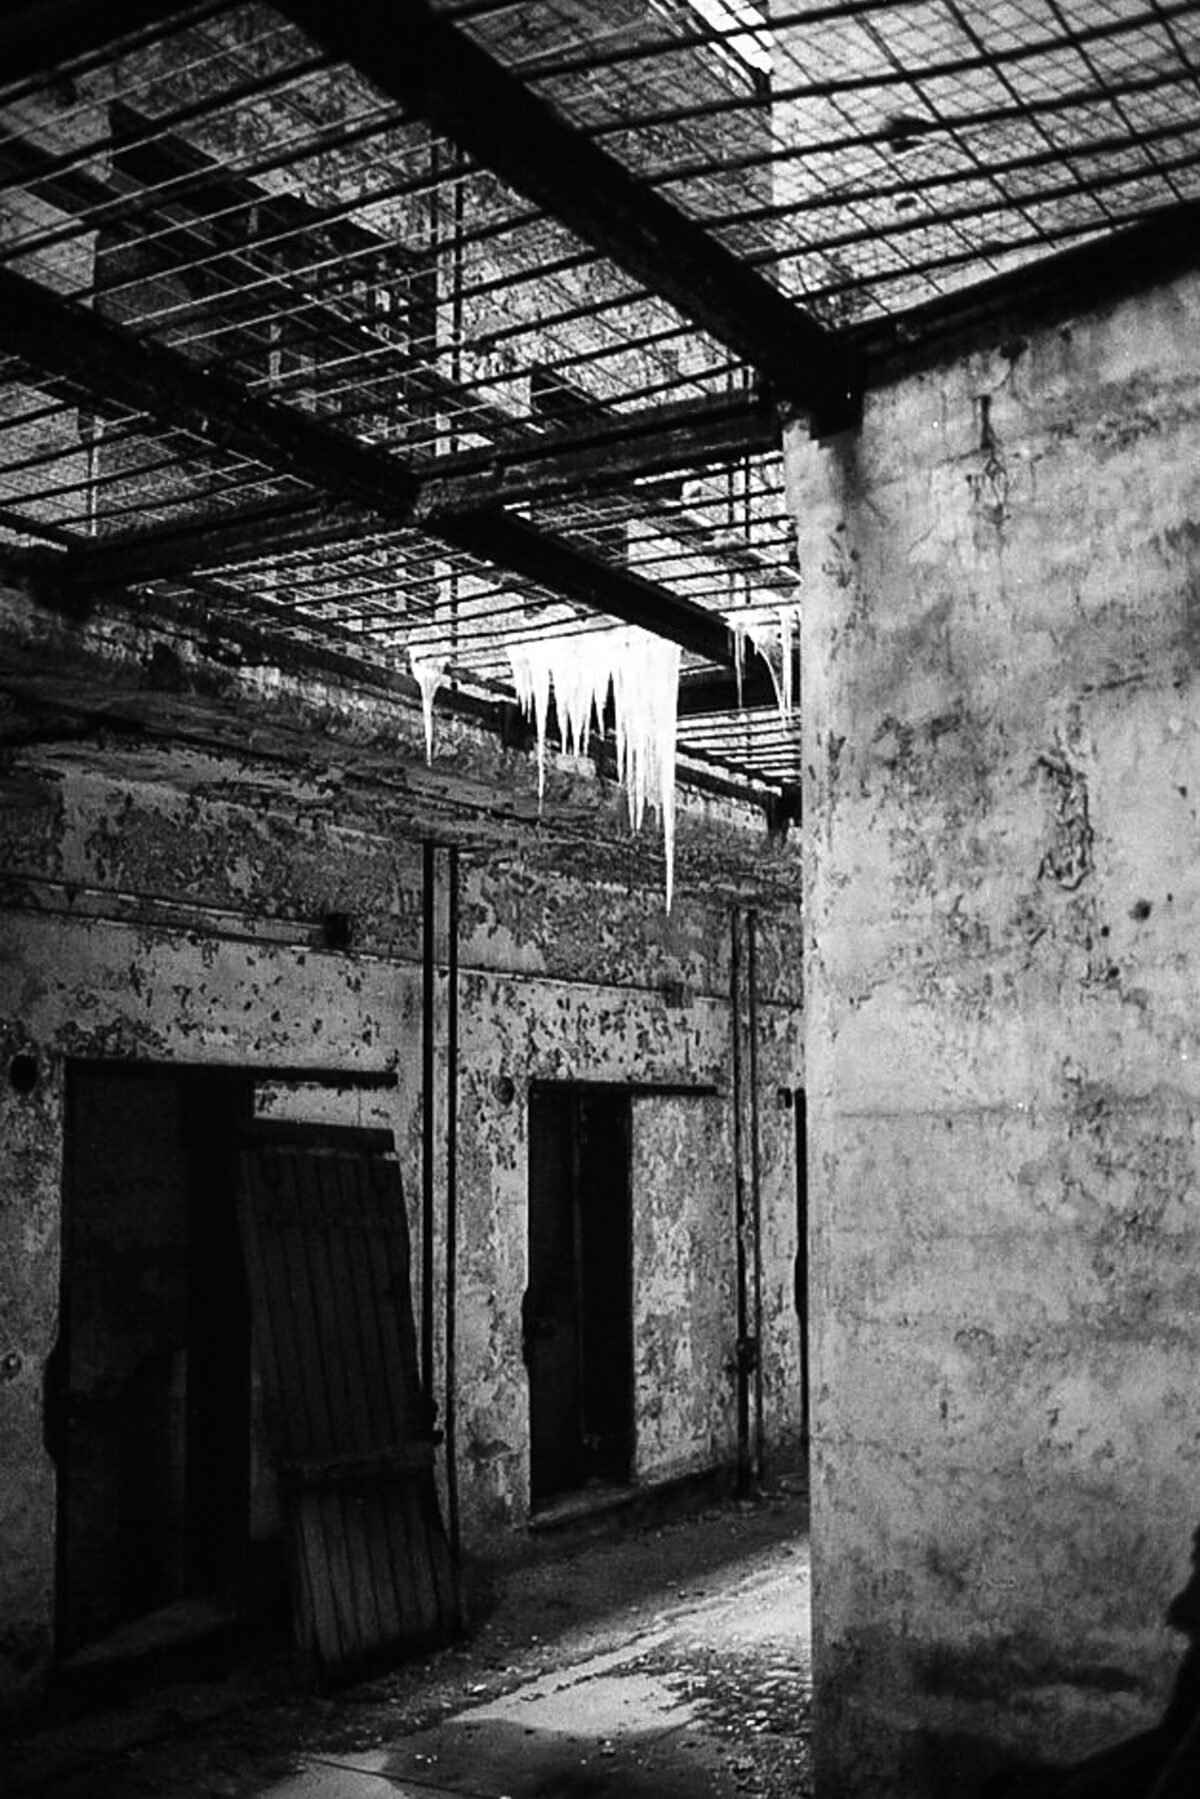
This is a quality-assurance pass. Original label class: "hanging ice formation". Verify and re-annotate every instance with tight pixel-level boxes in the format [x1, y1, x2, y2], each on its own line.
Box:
[612, 629, 681, 912]
[508, 628, 681, 909]
[409, 655, 447, 764]
[733, 602, 801, 719]
[507, 641, 554, 799]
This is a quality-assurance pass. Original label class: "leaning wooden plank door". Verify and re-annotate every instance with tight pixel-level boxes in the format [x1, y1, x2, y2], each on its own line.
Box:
[238, 1127, 461, 1682]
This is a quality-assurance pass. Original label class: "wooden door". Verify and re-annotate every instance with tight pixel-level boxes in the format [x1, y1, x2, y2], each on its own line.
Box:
[238, 1126, 461, 1683]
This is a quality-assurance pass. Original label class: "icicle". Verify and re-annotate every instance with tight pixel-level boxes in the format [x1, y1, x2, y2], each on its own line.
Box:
[507, 627, 680, 909]
[612, 627, 680, 912]
[778, 603, 796, 718]
[550, 651, 609, 760]
[506, 641, 554, 801]
[410, 655, 447, 764]
[737, 601, 801, 723]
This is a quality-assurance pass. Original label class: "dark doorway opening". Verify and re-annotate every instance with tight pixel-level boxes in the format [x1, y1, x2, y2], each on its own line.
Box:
[525, 1084, 634, 1513]
[51, 1064, 262, 1664]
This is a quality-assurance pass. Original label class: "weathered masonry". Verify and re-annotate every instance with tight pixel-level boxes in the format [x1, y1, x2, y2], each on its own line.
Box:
[794, 266, 1200, 1796]
[0, 584, 805, 1709]
[4, 3, 1200, 1795]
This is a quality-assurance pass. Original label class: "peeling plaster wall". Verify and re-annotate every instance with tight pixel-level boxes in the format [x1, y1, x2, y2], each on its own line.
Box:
[0, 605, 803, 1714]
[789, 271, 1200, 1796]
[631, 1093, 736, 1484]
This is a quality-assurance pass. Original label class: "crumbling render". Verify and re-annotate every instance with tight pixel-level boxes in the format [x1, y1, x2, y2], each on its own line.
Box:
[1038, 749, 1093, 891]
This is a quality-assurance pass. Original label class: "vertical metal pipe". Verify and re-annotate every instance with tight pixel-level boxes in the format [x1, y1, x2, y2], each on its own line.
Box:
[445, 845, 461, 1561]
[450, 162, 465, 662]
[422, 137, 441, 1421]
[796, 1087, 810, 1450]
[730, 907, 750, 1499]
[747, 906, 765, 1490]
[421, 839, 436, 1410]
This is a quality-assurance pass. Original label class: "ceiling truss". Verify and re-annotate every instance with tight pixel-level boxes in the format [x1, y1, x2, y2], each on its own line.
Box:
[2, 0, 1199, 798]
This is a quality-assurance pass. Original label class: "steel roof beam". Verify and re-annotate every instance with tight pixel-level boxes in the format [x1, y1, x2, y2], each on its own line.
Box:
[0, 267, 749, 665]
[677, 664, 780, 717]
[416, 390, 779, 513]
[38, 388, 778, 593]
[276, 0, 862, 435]
[854, 198, 1200, 385]
[0, 1, 204, 93]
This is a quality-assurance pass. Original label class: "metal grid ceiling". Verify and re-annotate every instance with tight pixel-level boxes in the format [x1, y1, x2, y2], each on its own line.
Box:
[1, 0, 1198, 792]
[443, 0, 1200, 321]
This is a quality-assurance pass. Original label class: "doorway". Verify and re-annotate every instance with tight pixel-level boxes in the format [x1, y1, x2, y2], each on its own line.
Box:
[51, 1065, 257, 1658]
[525, 1084, 634, 1512]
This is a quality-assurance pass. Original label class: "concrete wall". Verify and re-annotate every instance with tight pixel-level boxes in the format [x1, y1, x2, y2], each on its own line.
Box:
[789, 269, 1200, 1795]
[631, 1093, 735, 1484]
[0, 586, 803, 1714]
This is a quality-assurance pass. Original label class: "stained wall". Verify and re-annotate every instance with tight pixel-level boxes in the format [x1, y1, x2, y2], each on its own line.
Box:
[789, 270, 1200, 1794]
[0, 583, 804, 1714]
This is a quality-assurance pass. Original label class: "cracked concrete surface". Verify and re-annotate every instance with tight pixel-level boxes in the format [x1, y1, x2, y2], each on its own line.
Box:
[3, 1484, 811, 1799]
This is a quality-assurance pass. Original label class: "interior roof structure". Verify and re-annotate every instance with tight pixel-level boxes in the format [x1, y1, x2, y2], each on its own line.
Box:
[1, 0, 1198, 802]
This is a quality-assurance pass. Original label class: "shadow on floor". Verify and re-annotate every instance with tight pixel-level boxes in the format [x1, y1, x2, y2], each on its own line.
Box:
[2, 1478, 812, 1799]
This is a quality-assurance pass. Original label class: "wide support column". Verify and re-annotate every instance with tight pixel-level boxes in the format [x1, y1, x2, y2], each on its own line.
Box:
[790, 271, 1200, 1795]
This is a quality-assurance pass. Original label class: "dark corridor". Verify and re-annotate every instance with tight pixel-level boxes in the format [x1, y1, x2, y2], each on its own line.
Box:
[51, 1065, 258, 1660]
[525, 1084, 634, 1512]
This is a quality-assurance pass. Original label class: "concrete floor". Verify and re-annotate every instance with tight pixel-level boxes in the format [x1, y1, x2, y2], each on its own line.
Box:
[2, 1482, 811, 1799]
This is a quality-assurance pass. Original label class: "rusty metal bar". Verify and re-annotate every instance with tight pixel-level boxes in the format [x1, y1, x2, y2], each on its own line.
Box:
[795, 1088, 810, 1452]
[422, 840, 437, 1410]
[730, 907, 751, 1501]
[445, 844, 461, 1564]
[748, 906, 765, 1491]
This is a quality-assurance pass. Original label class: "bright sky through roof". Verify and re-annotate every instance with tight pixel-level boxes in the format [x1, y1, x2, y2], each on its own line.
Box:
[684, 0, 773, 76]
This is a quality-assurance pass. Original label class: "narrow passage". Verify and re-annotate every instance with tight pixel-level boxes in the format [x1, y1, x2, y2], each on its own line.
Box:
[4, 1485, 811, 1799]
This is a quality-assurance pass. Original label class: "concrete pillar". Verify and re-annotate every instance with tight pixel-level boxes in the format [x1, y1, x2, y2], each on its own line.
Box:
[789, 272, 1200, 1795]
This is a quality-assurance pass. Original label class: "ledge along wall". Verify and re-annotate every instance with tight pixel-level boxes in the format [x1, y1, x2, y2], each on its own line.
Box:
[789, 268, 1200, 1797]
[0, 583, 803, 1716]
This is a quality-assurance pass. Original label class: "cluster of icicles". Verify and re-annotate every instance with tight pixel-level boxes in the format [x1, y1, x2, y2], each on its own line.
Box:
[508, 627, 682, 908]
[411, 603, 799, 912]
[734, 602, 800, 722]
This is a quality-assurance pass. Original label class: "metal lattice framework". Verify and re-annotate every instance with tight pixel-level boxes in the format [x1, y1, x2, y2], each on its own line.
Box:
[1, 0, 1198, 796]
